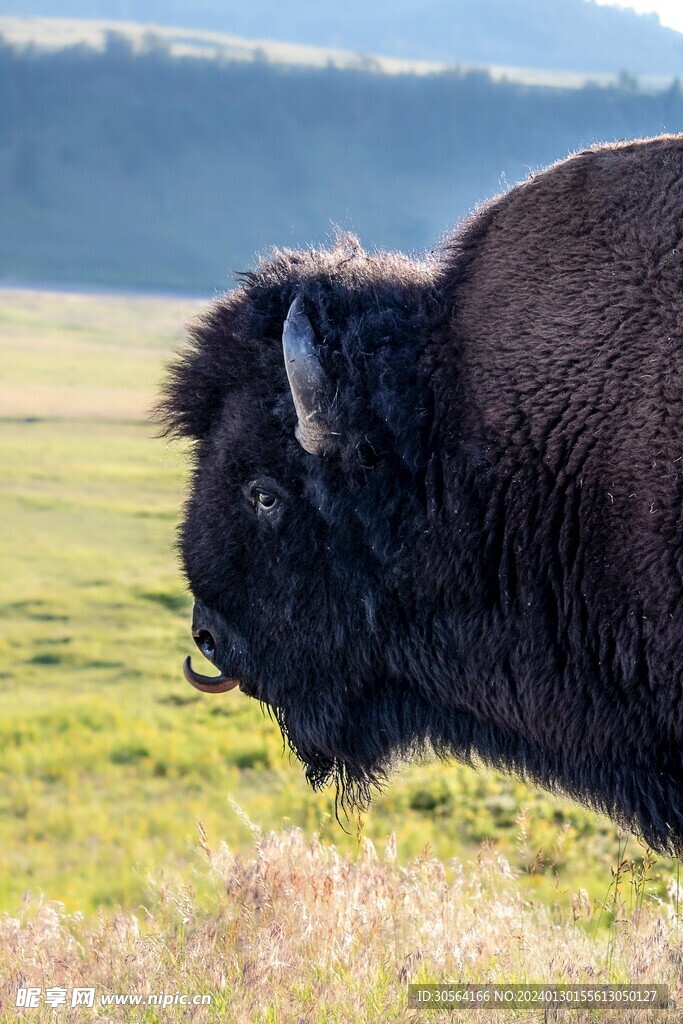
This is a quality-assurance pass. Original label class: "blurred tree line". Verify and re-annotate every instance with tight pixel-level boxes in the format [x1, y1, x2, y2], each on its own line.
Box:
[5, 0, 683, 74]
[1, 33, 682, 292]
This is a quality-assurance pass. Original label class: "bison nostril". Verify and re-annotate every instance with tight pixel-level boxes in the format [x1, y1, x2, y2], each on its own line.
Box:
[193, 629, 216, 663]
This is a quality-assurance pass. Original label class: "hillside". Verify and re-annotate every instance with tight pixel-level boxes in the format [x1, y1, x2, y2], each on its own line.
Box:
[0, 15, 675, 91]
[2, 34, 683, 292]
[2, 0, 683, 74]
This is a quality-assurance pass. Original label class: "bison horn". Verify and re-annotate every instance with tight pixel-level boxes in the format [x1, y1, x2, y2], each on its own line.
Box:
[282, 296, 333, 455]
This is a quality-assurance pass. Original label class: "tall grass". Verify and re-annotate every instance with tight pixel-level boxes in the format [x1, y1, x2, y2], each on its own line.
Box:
[1, 823, 681, 1022]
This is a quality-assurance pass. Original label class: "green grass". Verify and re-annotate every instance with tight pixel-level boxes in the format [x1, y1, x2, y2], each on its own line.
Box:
[0, 287, 679, 922]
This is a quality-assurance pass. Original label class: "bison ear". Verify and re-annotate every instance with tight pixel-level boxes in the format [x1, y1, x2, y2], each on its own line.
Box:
[282, 296, 335, 456]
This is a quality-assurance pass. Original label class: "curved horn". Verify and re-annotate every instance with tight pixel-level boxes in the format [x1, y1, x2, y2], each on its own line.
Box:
[282, 296, 333, 455]
[183, 656, 239, 693]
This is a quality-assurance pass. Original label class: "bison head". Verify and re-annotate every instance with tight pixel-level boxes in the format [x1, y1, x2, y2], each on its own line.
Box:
[157, 240, 441, 807]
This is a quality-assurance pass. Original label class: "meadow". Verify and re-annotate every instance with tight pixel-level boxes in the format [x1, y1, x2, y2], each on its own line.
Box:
[1, 288, 682, 1020]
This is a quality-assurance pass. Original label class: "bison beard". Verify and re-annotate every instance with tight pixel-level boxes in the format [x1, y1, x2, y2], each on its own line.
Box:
[157, 135, 683, 856]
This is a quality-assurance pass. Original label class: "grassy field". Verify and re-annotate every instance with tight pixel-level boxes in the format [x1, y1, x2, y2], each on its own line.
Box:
[0, 286, 680, 935]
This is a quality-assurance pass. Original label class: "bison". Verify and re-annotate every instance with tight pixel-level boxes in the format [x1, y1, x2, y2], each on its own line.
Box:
[158, 135, 683, 855]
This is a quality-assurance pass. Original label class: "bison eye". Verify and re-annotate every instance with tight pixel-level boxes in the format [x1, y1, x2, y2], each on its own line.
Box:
[256, 490, 277, 510]
[248, 482, 281, 515]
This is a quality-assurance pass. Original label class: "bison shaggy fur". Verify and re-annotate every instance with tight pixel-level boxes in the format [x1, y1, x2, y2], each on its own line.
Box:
[159, 135, 683, 855]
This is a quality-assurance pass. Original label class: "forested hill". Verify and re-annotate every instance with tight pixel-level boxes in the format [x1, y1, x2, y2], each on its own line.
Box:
[3, 36, 683, 293]
[2, 0, 683, 74]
